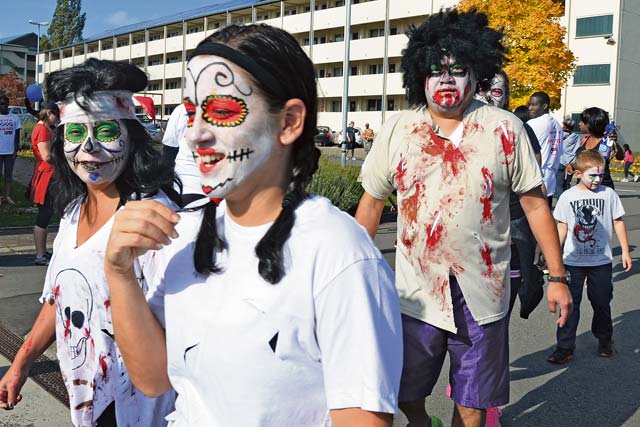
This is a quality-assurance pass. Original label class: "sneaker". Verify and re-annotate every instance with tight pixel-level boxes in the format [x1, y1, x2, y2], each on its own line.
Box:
[547, 347, 574, 364]
[598, 339, 614, 357]
[430, 416, 444, 427]
[5, 196, 15, 205]
[621, 178, 629, 182]
[34, 256, 49, 266]
[485, 407, 503, 427]
[634, 175, 640, 182]
[351, 156, 357, 160]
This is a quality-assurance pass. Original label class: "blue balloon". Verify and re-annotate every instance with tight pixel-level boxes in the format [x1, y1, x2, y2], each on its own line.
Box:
[26, 84, 43, 102]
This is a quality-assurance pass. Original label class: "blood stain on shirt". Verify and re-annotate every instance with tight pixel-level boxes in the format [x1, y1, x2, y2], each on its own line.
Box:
[495, 122, 515, 163]
[480, 243, 494, 276]
[480, 167, 494, 224]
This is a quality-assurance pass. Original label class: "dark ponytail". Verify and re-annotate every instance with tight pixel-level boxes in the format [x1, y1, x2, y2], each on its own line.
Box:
[192, 24, 319, 283]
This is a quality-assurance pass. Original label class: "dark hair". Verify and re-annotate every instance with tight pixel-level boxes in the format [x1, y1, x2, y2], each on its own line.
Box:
[37, 102, 59, 121]
[0, 94, 8, 104]
[530, 91, 550, 111]
[191, 24, 320, 284]
[580, 107, 609, 138]
[45, 58, 180, 215]
[513, 105, 529, 123]
[623, 143, 631, 154]
[401, 8, 505, 107]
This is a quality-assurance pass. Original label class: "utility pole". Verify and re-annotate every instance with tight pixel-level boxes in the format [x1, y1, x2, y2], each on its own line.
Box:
[340, 0, 352, 167]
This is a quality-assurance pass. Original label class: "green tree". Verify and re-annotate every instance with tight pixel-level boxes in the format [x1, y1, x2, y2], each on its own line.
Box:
[46, 0, 86, 49]
[458, 0, 575, 110]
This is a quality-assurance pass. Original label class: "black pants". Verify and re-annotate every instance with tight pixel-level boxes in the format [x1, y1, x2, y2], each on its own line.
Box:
[557, 263, 613, 350]
[510, 215, 545, 318]
[95, 401, 116, 426]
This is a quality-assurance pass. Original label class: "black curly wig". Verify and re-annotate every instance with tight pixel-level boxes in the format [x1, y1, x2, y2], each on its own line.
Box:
[401, 8, 505, 108]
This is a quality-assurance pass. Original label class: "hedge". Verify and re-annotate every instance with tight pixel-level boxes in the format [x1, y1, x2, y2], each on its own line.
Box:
[307, 157, 364, 214]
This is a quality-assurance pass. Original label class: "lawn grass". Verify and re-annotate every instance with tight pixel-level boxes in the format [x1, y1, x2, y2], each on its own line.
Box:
[0, 181, 44, 227]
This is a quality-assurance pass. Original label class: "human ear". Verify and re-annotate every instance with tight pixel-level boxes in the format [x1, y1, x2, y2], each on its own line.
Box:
[279, 99, 306, 147]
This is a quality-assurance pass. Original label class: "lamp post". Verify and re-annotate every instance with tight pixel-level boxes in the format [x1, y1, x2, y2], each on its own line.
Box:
[28, 20, 49, 85]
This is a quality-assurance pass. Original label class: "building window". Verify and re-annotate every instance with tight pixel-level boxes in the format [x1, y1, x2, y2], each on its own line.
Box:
[148, 82, 161, 91]
[149, 58, 162, 66]
[187, 27, 202, 34]
[167, 30, 180, 38]
[149, 34, 162, 41]
[389, 63, 396, 73]
[576, 15, 613, 37]
[369, 28, 384, 38]
[335, 33, 344, 42]
[350, 66, 358, 76]
[318, 69, 325, 78]
[367, 98, 382, 111]
[390, 27, 398, 36]
[284, 8, 297, 16]
[352, 32, 359, 40]
[387, 99, 395, 111]
[573, 64, 610, 85]
[335, 0, 344, 6]
[368, 64, 383, 74]
[166, 56, 180, 64]
[349, 100, 356, 112]
[304, 6, 310, 12]
[332, 101, 342, 112]
[333, 67, 343, 77]
[165, 106, 173, 116]
[132, 37, 144, 44]
[166, 81, 179, 89]
[117, 40, 129, 47]
[303, 38, 310, 45]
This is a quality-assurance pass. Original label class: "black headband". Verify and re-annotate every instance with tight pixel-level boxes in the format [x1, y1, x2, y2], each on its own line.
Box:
[189, 43, 285, 96]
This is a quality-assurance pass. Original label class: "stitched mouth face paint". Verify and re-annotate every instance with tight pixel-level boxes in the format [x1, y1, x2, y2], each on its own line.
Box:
[64, 120, 130, 186]
[580, 166, 604, 190]
[184, 55, 279, 199]
[425, 55, 474, 112]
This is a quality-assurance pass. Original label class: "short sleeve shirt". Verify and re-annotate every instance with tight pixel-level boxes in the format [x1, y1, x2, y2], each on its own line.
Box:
[553, 185, 625, 266]
[528, 113, 563, 195]
[0, 113, 22, 155]
[148, 196, 403, 426]
[40, 192, 176, 426]
[361, 101, 542, 332]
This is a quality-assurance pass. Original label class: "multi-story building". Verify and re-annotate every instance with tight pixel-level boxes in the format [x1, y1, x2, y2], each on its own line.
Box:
[37, 0, 457, 131]
[560, 0, 639, 146]
[1, 33, 37, 84]
[38, 0, 638, 146]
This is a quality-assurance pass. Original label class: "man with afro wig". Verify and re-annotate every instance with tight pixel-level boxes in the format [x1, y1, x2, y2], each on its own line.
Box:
[356, 8, 573, 427]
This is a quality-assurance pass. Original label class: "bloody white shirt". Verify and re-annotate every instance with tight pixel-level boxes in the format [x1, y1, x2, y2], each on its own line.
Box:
[40, 192, 176, 427]
[361, 101, 542, 332]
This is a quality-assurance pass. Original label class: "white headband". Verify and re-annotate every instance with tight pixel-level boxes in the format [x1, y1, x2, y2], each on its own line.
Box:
[58, 90, 137, 124]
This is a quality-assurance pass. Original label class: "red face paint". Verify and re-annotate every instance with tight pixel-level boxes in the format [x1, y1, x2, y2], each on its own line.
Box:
[202, 95, 248, 127]
[182, 98, 196, 128]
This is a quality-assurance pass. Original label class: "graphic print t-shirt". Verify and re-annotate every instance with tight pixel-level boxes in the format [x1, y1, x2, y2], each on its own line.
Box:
[0, 113, 22, 155]
[554, 185, 625, 266]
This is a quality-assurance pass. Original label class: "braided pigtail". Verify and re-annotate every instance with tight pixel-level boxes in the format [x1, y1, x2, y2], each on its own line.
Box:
[194, 201, 227, 274]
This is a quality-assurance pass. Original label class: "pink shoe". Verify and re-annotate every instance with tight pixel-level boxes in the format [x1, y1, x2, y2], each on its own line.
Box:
[484, 407, 502, 427]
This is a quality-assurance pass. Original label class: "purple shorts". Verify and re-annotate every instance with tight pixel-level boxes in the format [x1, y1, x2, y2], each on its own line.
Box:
[399, 278, 510, 408]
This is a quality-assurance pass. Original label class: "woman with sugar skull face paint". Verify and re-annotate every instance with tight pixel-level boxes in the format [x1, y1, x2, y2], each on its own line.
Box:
[105, 24, 403, 427]
[0, 59, 179, 426]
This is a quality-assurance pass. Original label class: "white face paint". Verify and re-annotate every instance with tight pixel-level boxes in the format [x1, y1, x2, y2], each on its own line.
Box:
[64, 120, 129, 186]
[487, 74, 507, 109]
[579, 166, 604, 190]
[183, 55, 279, 199]
[424, 55, 475, 114]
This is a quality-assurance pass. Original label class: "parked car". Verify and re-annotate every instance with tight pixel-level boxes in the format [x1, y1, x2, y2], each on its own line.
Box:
[139, 120, 162, 140]
[8, 105, 36, 123]
[314, 126, 334, 146]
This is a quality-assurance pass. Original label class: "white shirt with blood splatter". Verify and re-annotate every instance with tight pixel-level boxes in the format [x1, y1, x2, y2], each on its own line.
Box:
[39, 192, 176, 427]
[527, 112, 563, 196]
[361, 101, 543, 332]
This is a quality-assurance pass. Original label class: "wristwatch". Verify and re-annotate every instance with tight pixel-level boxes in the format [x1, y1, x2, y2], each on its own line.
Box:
[548, 276, 569, 285]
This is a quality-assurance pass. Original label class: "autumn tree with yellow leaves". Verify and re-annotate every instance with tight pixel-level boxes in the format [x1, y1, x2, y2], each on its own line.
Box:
[458, 0, 576, 110]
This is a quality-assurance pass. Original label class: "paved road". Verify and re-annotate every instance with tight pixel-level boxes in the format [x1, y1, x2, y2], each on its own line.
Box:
[1, 157, 639, 426]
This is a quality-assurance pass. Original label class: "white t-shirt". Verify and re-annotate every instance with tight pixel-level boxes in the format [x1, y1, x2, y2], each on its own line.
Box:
[40, 192, 176, 426]
[554, 185, 625, 266]
[163, 104, 205, 197]
[528, 113, 563, 196]
[148, 196, 403, 426]
[0, 113, 22, 155]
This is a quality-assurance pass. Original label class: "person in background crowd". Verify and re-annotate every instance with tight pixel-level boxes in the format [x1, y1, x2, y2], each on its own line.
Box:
[528, 91, 563, 206]
[30, 102, 60, 266]
[363, 123, 375, 156]
[621, 143, 638, 182]
[555, 117, 582, 197]
[105, 24, 402, 426]
[0, 94, 22, 205]
[356, 9, 572, 427]
[549, 150, 632, 364]
[567, 107, 616, 189]
[346, 120, 360, 160]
